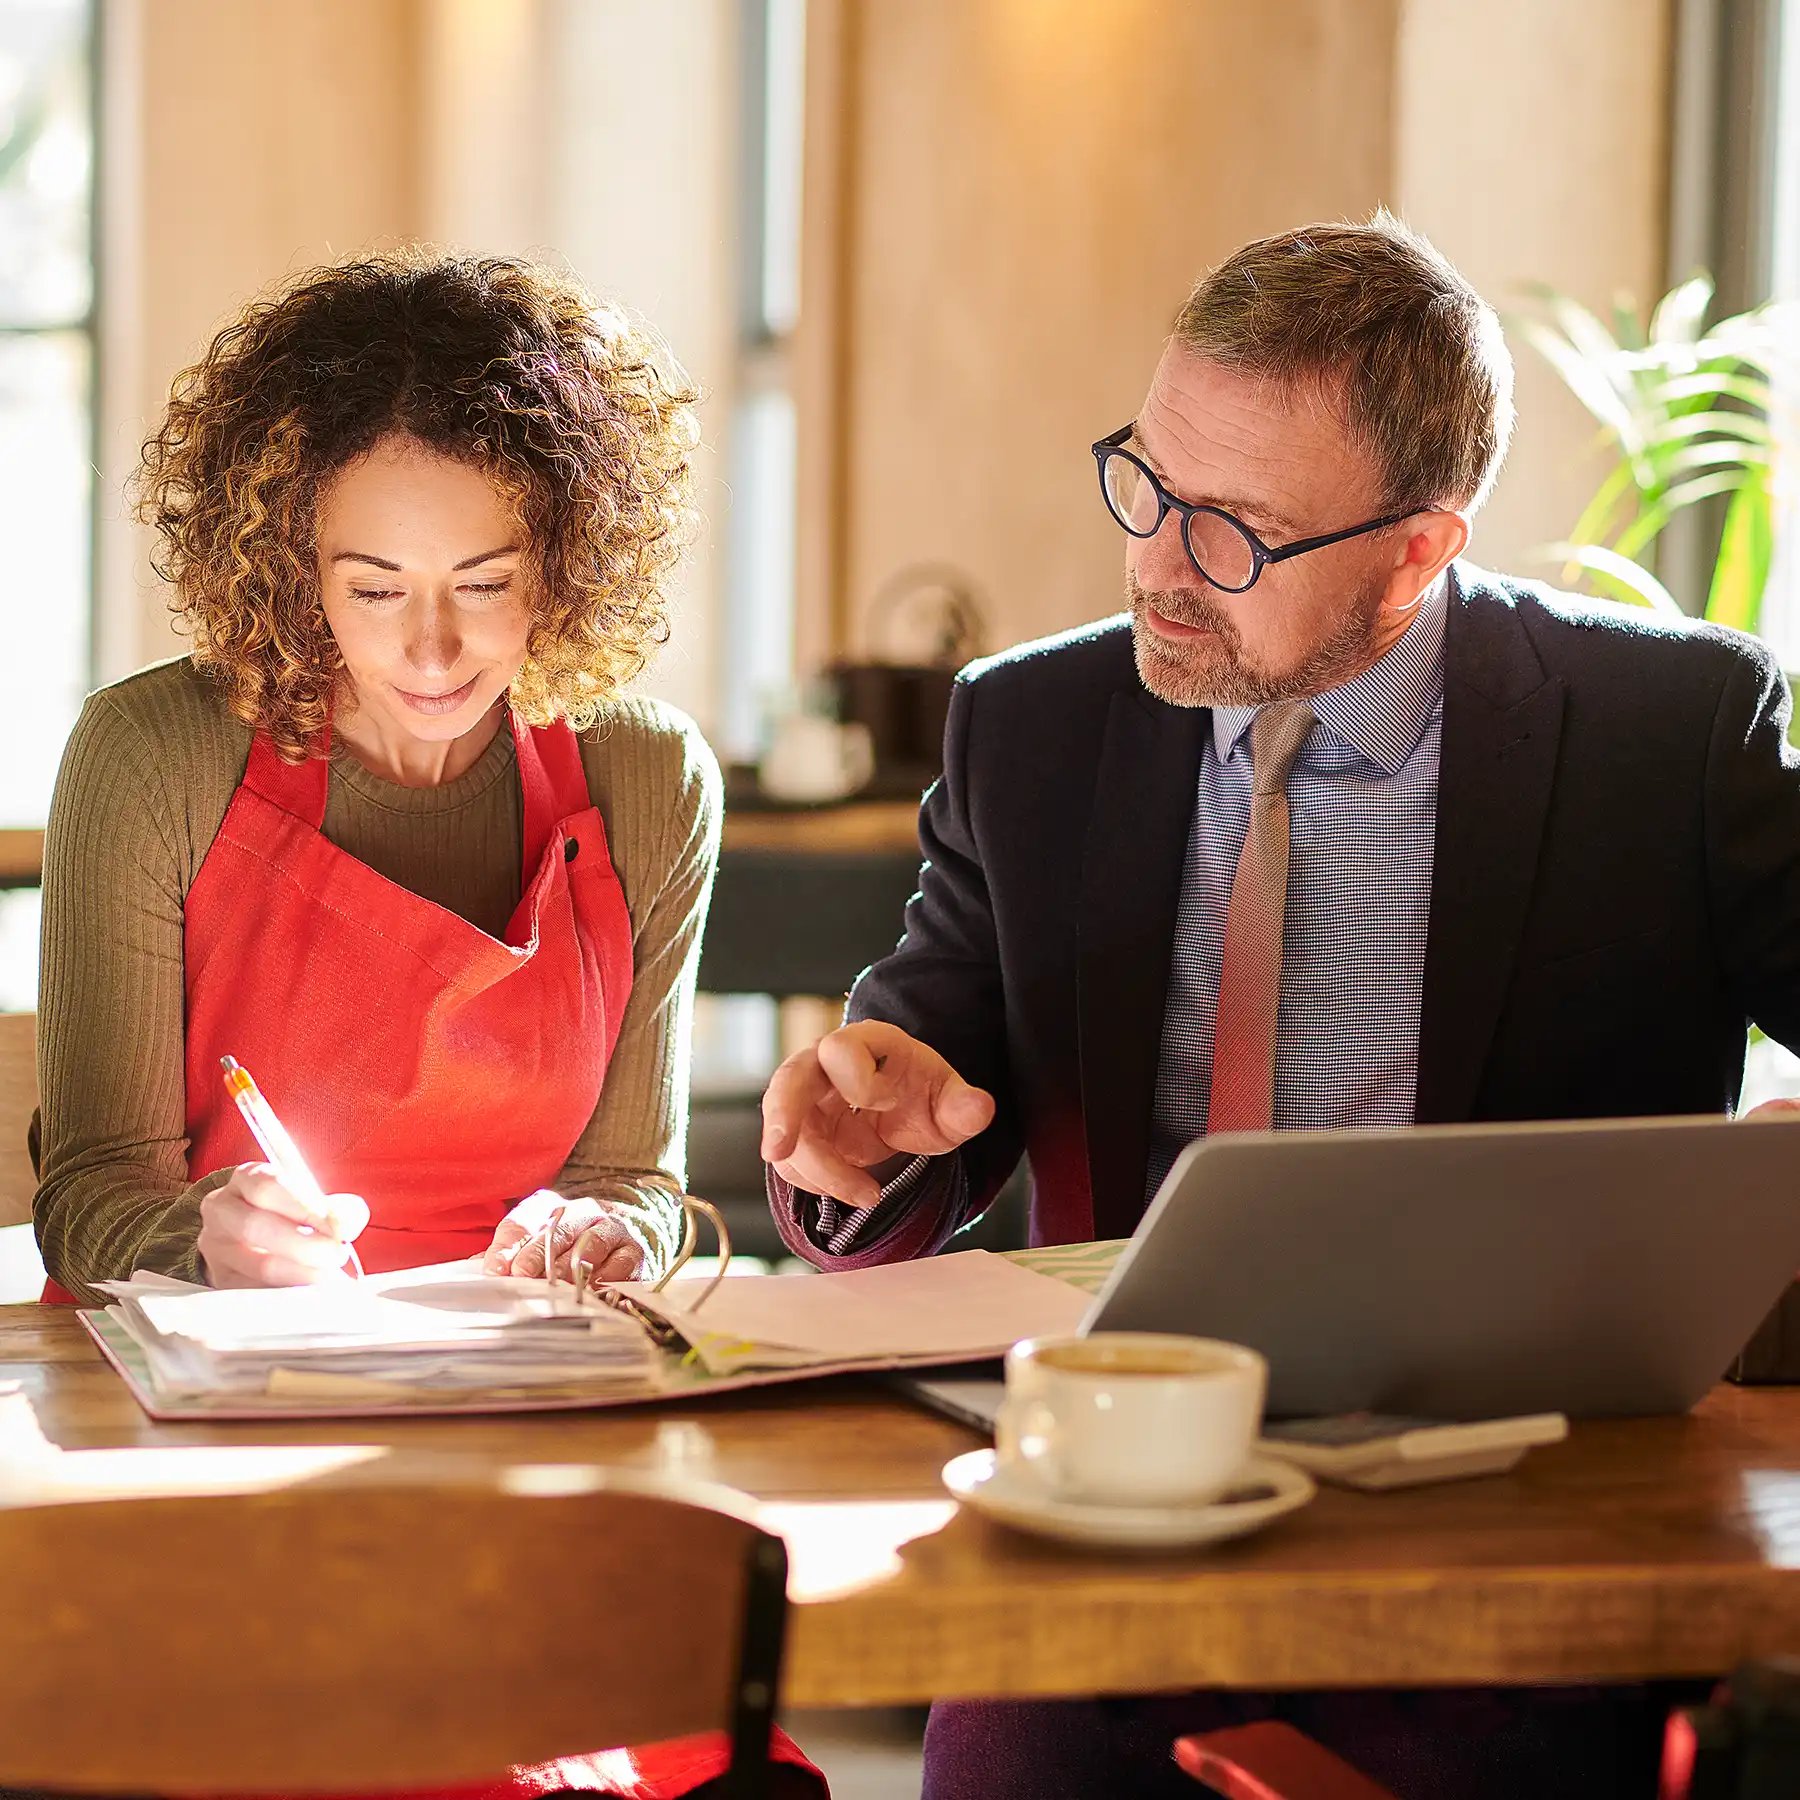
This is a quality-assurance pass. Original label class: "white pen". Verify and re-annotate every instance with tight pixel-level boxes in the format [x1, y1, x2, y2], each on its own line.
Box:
[220, 1055, 362, 1276]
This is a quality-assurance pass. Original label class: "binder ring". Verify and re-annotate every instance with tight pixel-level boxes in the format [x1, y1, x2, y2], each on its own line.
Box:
[531, 1194, 731, 1316]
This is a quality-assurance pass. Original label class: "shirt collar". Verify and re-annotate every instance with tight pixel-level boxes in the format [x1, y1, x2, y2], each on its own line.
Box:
[1210, 577, 1448, 776]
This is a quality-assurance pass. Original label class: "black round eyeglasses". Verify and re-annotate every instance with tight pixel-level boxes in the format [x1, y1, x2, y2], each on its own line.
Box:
[1091, 423, 1420, 594]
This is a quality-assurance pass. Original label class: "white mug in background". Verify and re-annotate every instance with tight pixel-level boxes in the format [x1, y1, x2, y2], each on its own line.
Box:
[758, 712, 875, 804]
[994, 1332, 1267, 1508]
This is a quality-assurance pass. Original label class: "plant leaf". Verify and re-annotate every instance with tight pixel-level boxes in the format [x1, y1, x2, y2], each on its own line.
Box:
[1642, 408, 1773, 450]
[1652, 438, 1774, 478]
[1545, 293, 1627, 369]
[1705, 465, 1774, 633]
[1547, 542, 1684, 613]
[1648, 370, 1774, 411]
[1512, 317, 1640, 444]
[1650, 273, 1713, 345]
[1567, 460, 1641, 549]
[1702, 306, 1795, 371]
[1613, 469, 1754, 560]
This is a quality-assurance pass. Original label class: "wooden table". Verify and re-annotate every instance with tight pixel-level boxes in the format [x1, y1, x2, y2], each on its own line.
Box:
[3, 1305, 1797, 1706]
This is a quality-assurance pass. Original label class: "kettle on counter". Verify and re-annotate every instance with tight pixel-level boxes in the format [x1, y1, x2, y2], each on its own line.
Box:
[826, 563, 988, 788]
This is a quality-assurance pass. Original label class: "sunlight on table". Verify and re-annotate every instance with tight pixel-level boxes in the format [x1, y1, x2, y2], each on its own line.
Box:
[758, 1499, 958, 1602]
[1737, 1469, 1800, 1563]
[0, 1383, 386, 1504]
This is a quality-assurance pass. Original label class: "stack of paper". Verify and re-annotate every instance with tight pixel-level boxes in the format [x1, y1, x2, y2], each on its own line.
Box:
[82, 1248, 1097, 1420]
[95, 1263, 657, 1403]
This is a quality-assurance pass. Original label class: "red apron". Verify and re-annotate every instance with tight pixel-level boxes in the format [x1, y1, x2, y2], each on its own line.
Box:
[46, 713, 823, 1800]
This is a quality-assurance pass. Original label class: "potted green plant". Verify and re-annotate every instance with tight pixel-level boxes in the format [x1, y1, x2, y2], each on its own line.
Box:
[1514, 274, 1795, 631]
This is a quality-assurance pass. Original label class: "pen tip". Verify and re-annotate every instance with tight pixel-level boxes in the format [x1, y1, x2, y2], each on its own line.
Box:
[219, 1056, 239, 1074]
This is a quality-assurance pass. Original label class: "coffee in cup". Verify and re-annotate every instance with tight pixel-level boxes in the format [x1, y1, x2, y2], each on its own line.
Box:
[994, 1331, 1266, 1507]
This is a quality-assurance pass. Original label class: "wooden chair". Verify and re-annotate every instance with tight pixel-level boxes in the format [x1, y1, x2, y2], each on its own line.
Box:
[0, 1466, 792, 1799]
[0, 1010, 36, 1229]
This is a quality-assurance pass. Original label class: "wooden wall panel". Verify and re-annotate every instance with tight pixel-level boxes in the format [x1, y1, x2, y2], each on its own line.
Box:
[122, 0, 425, 670]
[828, 0, 1403, 657]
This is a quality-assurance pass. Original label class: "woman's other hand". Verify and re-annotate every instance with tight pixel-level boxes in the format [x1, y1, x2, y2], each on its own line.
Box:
[483, 1191, 647, 1287]
[197, 1164, 369, 1287]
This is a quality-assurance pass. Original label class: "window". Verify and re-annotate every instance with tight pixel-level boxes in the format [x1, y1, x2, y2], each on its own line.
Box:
[720, 0, 806, 764]
[1766, 0, 1800, 647]
[0, 0, 96, 828]
[0, 0, 94, 1010]
[694, 0, 809, 1095]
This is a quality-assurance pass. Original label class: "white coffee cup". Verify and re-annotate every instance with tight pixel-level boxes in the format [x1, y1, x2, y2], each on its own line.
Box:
[759, 713, 875, 803]
[993, 1332, 1267, 1508]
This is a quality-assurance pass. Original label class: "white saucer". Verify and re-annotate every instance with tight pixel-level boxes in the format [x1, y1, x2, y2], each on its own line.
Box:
[941, 1449, 1316, 1550]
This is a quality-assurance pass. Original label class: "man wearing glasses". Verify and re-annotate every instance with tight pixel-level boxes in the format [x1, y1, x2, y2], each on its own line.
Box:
[761, 215, 1800, 1798]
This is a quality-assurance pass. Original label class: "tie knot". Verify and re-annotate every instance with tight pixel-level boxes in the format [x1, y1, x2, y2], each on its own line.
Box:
[1249, 700, 1315, 796]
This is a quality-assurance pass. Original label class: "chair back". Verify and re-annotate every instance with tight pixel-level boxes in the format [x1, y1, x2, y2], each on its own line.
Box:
[0, 1012, 36, 1229]
[0, 1465, 788, 1798]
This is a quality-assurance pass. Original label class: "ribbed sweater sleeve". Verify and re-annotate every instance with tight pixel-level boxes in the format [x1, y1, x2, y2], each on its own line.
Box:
[34, 690, 221, 1300]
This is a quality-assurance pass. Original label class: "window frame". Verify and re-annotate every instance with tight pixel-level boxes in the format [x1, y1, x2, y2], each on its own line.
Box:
[0, 0, 103, 819]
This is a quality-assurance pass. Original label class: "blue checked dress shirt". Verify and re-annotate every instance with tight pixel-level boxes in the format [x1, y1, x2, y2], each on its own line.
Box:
[1144, 583, 1447, 1200]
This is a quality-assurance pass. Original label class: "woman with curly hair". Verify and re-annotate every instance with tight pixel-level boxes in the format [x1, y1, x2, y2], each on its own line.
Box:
[31, 252, 824, 1795]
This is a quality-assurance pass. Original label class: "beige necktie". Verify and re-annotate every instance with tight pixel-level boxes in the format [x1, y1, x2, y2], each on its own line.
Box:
[1207, 700, 1316, 1134]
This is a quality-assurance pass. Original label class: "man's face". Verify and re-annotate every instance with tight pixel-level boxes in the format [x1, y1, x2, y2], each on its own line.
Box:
[1124, 346, 1410, 708]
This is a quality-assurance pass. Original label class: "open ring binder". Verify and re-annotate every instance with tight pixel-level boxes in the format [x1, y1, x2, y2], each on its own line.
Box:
[524, 1194, 732, 1344]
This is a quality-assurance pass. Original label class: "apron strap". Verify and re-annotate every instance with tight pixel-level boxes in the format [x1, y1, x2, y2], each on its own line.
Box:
[241, 731, 331, 829]
[511, 711, 593, 875]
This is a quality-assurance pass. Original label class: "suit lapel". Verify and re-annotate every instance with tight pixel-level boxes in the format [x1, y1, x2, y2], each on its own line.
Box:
[1416, 568, 1565, 1123]
[1077, 688, 1209, 1240]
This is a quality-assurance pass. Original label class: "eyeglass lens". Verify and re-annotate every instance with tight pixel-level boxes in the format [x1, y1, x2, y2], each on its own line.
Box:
[1100, 450, 1259, 589]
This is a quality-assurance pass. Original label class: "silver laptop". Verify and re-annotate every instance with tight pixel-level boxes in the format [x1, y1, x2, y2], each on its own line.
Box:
[897, 1114, 1800, 1426]
[1088, 1115, 1800, 1418]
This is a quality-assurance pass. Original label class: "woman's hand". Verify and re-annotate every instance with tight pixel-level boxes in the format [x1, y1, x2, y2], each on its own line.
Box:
[197, 1164, 369, 1288]
[483, 1191, 647, 1287]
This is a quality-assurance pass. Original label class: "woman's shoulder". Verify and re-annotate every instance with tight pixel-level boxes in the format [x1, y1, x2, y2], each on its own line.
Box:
[83, 655, 251, 762]
[60, 656, 251, 882]
[572, 694, 722, 898]
[575, 693, 722, 819]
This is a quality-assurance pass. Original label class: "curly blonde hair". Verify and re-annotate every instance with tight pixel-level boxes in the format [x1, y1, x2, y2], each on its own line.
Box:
[138, 249, 700, 759]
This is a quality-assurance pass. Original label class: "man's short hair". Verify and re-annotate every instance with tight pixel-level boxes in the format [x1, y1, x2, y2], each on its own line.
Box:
[1172, 211, 1515, 514]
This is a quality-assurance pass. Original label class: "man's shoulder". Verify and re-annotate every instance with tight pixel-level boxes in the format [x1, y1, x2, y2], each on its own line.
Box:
[958, 614, 1138, 705]
[1456, 563, 1778, 693]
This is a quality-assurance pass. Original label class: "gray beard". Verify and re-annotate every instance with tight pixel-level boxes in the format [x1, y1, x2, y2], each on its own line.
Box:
[1126, 573, 1385, 708]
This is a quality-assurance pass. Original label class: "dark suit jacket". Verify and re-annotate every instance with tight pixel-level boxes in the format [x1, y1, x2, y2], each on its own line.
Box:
[776, 563, 1800, 1257]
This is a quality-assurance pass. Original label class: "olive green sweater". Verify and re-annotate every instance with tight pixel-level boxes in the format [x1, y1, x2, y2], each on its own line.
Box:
[34, 657, 720, 1304]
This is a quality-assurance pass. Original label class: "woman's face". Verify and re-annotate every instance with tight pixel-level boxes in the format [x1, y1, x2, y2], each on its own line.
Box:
[316, 435, 533, 750]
